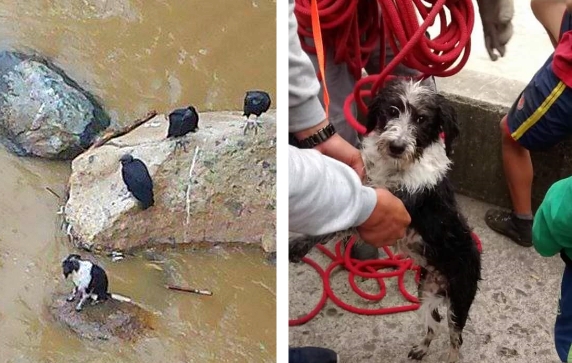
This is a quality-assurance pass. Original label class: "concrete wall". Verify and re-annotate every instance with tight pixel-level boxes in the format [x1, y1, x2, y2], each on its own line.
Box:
[438, 70, 572, 210]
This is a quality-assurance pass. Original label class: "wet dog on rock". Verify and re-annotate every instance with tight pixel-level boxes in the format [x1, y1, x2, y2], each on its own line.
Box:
[62, 254, 111, 312]
[289, 79, 482, 362]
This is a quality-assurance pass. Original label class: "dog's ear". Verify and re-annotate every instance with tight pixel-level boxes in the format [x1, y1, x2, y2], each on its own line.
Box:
[437, 95, 459, 157]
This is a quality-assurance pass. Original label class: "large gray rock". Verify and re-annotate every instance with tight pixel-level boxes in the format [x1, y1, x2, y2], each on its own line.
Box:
[0, 51, 110, 159]
[50, 294, 153, 341]
[64, 111, 276, 254]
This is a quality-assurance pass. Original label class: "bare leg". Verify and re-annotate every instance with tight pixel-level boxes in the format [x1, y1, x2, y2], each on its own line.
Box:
[500, 116, 533, 215]
[66, 286, 78, 302]
[485, 107, 534, 246]
[530, 0, 566, 48]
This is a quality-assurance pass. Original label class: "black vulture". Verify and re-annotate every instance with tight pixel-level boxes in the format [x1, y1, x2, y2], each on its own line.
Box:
[167, 106, 199, 152]
[119, 154, 154, 210]
[243, 90, 271, 135]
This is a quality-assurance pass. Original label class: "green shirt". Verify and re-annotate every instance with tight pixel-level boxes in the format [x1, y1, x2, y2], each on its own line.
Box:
[533, 176, 572, 261]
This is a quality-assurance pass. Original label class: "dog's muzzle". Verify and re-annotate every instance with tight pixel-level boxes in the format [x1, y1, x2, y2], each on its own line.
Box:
[388, 141, 407, 157]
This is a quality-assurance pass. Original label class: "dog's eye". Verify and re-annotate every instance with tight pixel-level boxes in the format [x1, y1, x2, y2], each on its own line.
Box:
[388, 106, 399, 117]
[417, 115, 427, 123]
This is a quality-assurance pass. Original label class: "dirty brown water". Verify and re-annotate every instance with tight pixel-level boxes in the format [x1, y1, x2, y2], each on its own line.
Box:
[0, 1, 276, 362]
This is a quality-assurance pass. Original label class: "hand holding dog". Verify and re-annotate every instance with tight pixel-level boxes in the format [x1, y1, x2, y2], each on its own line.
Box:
[315, 133, 365, 180]
[357, 188, 411, 247]
[294, 119, 366, 180]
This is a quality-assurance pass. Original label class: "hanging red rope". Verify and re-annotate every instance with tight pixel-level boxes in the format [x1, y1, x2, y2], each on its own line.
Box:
[294, 0, 474, 134]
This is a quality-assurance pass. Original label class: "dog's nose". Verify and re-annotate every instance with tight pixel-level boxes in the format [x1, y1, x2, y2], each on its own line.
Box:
[389, 142, 406, 155]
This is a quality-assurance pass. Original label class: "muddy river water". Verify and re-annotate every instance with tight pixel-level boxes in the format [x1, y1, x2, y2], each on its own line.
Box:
[0, 1, 276, 362]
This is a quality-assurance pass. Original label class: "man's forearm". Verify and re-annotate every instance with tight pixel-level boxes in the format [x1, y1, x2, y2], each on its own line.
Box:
[289, 146, 376, 235]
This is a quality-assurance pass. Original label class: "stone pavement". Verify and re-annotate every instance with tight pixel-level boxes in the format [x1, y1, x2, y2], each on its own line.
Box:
[289, 195, 564, 363]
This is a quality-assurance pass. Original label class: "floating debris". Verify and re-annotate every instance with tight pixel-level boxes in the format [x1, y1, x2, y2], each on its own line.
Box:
[145, 263, 163, 271]
[111, 251, 124, 262]
[166, 284, 213, 296]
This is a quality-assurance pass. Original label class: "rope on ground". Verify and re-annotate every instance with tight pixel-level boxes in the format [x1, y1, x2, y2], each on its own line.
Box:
[289, 233, 482, 326]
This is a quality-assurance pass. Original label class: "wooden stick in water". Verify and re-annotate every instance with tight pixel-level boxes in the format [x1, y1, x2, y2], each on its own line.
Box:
[88, 110, 158, 150]
[165, 284, 213, 296]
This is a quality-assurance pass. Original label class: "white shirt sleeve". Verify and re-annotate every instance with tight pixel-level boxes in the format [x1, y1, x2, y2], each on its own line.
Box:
[289, 146, 377, 235]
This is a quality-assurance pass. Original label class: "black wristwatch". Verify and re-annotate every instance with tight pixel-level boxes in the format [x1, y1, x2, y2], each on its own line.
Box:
[296, 123, 337, 149]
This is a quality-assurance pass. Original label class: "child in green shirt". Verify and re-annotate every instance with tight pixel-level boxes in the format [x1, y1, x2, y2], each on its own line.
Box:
[533, 176, 572, 362]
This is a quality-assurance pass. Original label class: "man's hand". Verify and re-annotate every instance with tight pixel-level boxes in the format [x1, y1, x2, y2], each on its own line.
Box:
[357, 188, 411, 247]
[476, 0, 515, 61]
[294, 119, 366, 180]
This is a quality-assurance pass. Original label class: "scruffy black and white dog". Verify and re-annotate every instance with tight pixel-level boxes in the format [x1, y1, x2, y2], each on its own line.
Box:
[289, 79, 482, 362]
[62, 254, 111, 312]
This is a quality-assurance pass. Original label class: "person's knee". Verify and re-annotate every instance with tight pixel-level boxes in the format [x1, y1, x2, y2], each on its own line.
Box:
[499, 115, 521, 149]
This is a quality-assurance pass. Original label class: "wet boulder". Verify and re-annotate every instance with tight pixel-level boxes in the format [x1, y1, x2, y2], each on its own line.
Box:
[64, 110, 276, 254]
[0, 51, 110, 159]
[50, 294, 153, 341]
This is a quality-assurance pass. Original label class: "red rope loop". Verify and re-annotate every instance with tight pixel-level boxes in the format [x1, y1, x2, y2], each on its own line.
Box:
[289, 233, 482, 326]
[295, 0, 474, 134]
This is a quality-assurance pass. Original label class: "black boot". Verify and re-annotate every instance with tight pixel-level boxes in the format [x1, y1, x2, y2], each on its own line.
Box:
[343, 237, 379, 260]
[485, 209, 532, 247]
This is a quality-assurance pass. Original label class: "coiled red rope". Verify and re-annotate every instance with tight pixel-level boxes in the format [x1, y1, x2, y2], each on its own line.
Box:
[289, 233, 482, 326]
[294, 0, 475, 134]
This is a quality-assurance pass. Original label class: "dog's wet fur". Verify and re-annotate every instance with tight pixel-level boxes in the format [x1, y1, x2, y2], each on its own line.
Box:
[62, 254, 110, 312]
[289, 79, 482, 362]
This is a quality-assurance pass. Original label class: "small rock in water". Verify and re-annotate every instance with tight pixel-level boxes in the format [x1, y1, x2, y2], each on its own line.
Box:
[50, 294, 153, 342]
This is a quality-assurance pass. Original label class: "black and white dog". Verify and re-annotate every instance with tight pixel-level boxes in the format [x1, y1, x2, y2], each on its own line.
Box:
[62, 254, 127, 312]
[289, 79, 482, 362]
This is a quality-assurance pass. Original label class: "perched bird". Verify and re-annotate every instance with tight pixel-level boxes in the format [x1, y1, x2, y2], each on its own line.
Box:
[167, 106, 199, 152]
[120, 154, 154, 210]
[243, 90, 271, 135]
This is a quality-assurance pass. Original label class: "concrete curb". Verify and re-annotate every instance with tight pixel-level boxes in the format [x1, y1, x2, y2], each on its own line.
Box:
[437, 69, 572, 211]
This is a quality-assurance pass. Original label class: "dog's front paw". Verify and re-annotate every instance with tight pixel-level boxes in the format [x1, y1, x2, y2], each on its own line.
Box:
[66, 295, 75, 302]
[75, 305, 83, 312]
[408, 345, 428, 360]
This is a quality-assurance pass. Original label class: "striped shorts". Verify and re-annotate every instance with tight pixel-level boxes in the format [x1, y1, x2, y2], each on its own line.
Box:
[506, 12, 572, 151]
